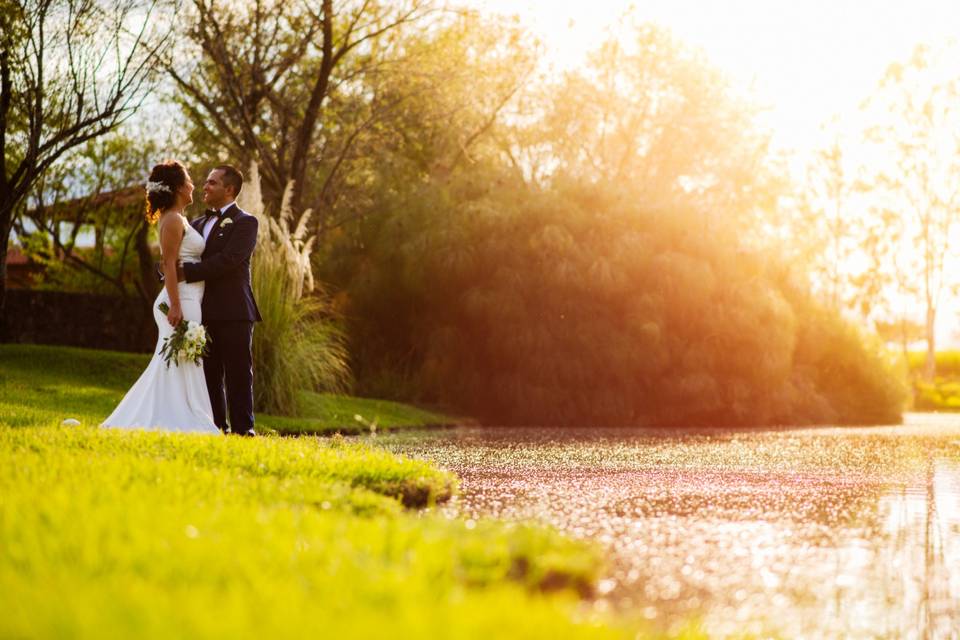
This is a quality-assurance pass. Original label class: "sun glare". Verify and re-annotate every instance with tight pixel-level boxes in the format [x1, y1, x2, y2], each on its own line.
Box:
[473, 0, 960, 152]
[471, 0, 960, 345]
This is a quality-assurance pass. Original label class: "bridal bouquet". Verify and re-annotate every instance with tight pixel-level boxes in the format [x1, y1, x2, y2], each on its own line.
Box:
[157, 302, 210, 367]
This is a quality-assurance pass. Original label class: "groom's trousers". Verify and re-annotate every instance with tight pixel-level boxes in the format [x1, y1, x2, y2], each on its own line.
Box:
[203, 321, 255, 434]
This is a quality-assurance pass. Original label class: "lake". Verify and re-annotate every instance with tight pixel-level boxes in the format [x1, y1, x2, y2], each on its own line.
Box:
[373, 413, 960, 638]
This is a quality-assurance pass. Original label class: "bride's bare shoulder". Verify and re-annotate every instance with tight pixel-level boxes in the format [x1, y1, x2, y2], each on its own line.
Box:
[157, 211, 187, 237]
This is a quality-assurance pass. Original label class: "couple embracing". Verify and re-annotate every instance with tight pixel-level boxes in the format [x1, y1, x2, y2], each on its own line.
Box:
[102, 160, 261, 436]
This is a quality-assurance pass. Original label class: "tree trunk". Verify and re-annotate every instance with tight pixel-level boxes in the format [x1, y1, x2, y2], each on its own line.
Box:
[0, 206, 13, 342]
[288, 0, 333, 214]
[134, 218, 159, 305]
[924, 303, 937, 381]
[899, 318, 910, 368]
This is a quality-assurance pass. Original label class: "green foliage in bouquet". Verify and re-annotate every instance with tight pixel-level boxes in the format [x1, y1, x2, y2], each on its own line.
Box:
[156, 302, 210, 368]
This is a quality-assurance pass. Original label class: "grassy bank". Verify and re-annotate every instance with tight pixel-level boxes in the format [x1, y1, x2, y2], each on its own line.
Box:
[0, 343, 627, 637]
[259, 392, 456, 435]
[0, 343, 454, 434]
[0, 426, 620, 638]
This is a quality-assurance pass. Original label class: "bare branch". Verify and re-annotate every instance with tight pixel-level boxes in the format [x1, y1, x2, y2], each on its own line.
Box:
[0, 45, 11, 189]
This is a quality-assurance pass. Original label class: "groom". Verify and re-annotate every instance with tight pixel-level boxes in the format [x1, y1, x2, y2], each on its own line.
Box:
[178, 165, 262, 436]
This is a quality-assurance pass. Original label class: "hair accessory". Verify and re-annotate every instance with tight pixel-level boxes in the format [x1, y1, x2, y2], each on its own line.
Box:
[145, 180, 171, 194]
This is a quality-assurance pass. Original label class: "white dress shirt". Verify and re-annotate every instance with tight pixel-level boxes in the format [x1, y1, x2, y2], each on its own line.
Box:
[202, 201, 236, 241]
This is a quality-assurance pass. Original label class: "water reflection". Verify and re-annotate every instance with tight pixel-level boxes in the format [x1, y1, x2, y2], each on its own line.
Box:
[874, 460, 960, 639]
[373, 415, 960, 638]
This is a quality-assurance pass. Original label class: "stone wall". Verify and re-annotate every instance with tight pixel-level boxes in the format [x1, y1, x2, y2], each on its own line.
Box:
[4, 289, 155, 353]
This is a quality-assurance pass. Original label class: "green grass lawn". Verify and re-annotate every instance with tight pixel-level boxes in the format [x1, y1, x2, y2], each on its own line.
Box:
[0, 427, 621, 638]
[0, 343, 454, 434]
[259, 392, 456, 435]
[0, 344, 629, 638]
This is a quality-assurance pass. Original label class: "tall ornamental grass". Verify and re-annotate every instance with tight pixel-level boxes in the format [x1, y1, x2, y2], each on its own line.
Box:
[239, 163, 350, 416]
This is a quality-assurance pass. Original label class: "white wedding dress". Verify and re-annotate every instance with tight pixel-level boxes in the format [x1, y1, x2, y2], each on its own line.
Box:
[102, 214, 220, 434]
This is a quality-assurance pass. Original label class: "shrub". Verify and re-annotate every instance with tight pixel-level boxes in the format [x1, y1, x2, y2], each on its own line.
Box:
[325, 177, 906, 427]
[788, 297, 907, 424]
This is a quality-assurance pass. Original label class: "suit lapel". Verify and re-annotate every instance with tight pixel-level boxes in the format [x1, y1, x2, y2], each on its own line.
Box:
[208, 215, 225, 239]
[191, 216, 208, 234]
[202, 206, 239, 257]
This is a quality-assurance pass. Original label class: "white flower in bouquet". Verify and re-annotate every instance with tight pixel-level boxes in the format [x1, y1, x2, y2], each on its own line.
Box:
[184, 321, 205, 343]
[156, 303, 211, 368]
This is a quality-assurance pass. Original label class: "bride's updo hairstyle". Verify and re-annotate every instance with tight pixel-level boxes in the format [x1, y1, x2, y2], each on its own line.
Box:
[144, 160, 188, 224]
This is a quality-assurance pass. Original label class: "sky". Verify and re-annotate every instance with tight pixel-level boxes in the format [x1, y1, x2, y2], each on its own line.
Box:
[470, 0, 960, 153]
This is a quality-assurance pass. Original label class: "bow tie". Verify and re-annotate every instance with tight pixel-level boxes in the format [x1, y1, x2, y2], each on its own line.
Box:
[205, 208, 223, 218]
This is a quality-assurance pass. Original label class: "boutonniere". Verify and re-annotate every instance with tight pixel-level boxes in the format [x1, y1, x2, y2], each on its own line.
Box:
[220, 218, 234, 228]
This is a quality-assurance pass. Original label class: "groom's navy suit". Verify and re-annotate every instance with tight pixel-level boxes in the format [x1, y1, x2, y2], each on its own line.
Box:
[185, 204, 262, 434]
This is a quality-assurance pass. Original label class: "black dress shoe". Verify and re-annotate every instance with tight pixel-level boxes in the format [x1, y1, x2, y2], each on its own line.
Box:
[233, 429, 256, 437]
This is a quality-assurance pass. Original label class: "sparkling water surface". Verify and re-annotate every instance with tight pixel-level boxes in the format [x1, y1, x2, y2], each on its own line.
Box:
[372, 413, 960, 638]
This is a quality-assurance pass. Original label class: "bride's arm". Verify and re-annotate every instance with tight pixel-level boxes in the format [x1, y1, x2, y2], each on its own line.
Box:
[159, 217, 184, 327]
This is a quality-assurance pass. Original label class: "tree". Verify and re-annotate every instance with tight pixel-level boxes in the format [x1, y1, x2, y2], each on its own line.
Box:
[789, 125, 898, 325]
[15, 131, 161, 303]
[0, 0, 169, 338]
[167, 0, 436, 216]
[875, 317, 924, 364]
[323, 22, 907, 426]
[861, 43, 960, 380]
[524, 24, 775, 232]
[309, 9, 538, 237]
[799, 133, 857, 310]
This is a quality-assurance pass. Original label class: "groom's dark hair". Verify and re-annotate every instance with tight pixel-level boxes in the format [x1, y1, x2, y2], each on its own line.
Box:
[216, 164, 243, 197]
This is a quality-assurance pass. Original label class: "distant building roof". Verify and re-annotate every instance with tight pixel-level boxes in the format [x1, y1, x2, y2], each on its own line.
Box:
[27, 185, 143, 218]
[6, 246, 30, 266]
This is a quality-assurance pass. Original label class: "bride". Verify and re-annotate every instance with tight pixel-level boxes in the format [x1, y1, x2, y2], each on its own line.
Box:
[101, 160, 220, 434]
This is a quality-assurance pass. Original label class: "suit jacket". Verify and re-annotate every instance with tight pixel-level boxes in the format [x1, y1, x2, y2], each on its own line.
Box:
[184, 204, 263, 323]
